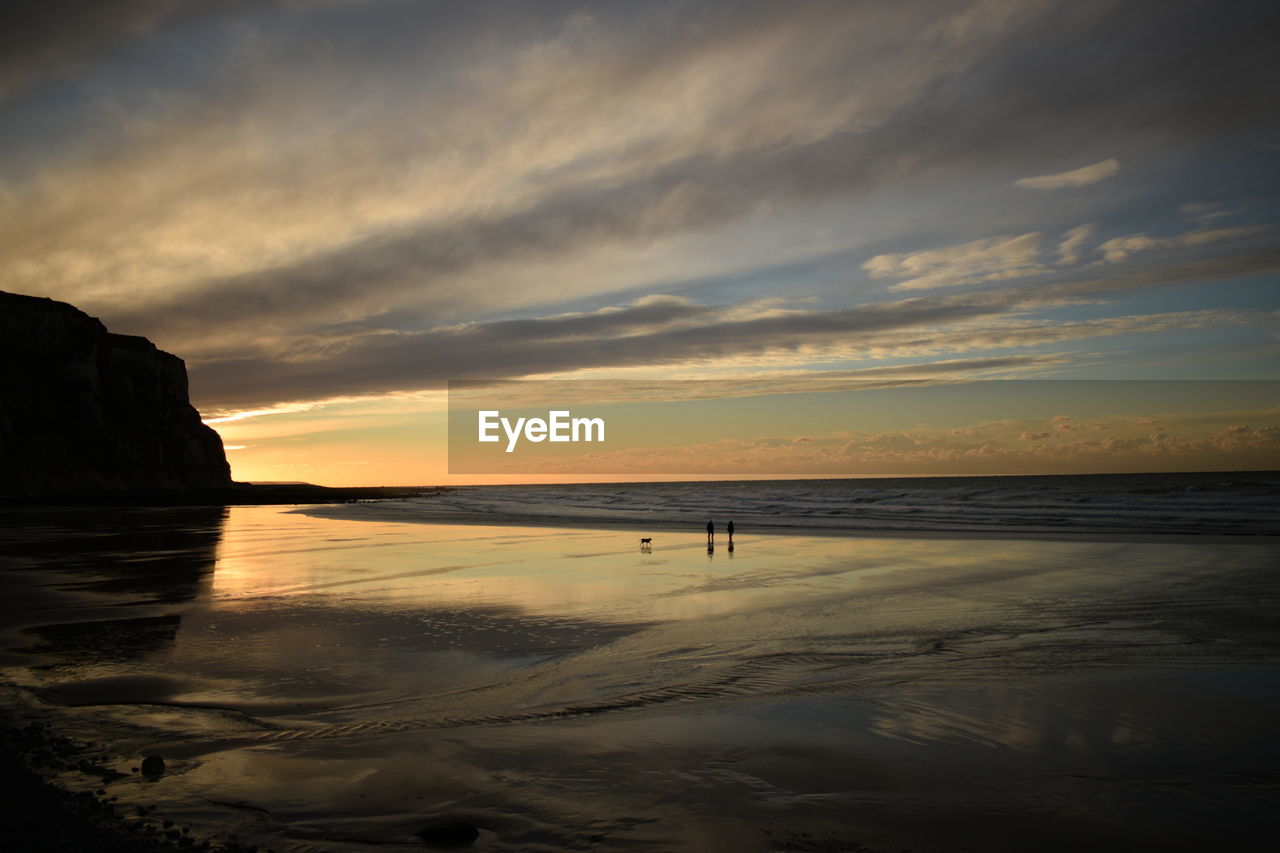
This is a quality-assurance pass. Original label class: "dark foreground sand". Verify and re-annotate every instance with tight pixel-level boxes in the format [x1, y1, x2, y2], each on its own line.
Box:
[0, 717, 165, 853]
[1, 713, 286, 852]
[2, 505, 1279, 852]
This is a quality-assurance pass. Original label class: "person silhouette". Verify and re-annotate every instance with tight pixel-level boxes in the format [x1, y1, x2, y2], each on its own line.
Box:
[727, 520, 735, 542]
[706, 520, 714, 543]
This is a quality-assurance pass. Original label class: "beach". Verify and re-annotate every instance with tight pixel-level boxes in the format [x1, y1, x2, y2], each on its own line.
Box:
[2, 494, 1279, 851]
[7, 0, 1280, 848]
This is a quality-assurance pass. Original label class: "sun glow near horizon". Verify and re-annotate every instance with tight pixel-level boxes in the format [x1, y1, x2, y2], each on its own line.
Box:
[208, 382, 1280, 487]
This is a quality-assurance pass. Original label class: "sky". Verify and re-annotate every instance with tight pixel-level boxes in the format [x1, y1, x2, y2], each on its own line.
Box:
[3, 0, 1278, 484]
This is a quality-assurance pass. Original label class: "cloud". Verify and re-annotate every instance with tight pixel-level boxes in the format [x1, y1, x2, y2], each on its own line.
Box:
[202, 401, 324, 425]
[1179, 200, 1241, 225]
[863, 232, 1048, 291]
[1097, 225, 1269, 263]
[1055, 223, 1096, 265]
[185, 276, 1279, 410]
[8, 0, 1280, 351]
[187, 292, 1006, 408]
[3, 0, 1279, 422]
[0, 1, 181, 103]
[1214, 423, 1280, 451]
[4, 0, 1046, 333]
[506, 407, 1280, 477]
[1014, 158, 1119, 190]
[0, 2, 378, 105]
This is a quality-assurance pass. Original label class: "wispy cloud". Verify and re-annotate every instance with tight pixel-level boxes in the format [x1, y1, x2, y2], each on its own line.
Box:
[186, 280, 1280, 410]
[1014, 158, 1119, 190]
[1179, 200, 1242, 225]
[3, 0, 1042, 330]
[202, 402, 323, 425]
[1097, 225, 1269, 263]
[862, 233, 1048, 291]
[1055, 223, 1097, 265]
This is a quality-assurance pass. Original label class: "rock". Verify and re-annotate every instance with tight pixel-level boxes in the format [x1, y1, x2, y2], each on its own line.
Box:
[141, 756, 166, 778]
[76, 757, 127, 782]
[0, 290, 231, 497]
[415, 820, 480, 848]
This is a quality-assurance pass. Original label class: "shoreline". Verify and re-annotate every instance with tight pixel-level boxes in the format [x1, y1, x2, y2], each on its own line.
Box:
[4, 467, 1276, 509]
[0, 483, 431, 508]
[292, 504, 1280, 544]
[4, 495, 1274, 544]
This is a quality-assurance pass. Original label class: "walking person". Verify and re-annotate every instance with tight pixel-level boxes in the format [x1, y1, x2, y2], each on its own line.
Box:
[727, 520, 735, 542]
[706, 519, 714, 543]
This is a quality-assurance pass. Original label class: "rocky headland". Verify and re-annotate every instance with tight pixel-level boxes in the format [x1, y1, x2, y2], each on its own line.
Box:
[1, 290, 231, 497]
[0, 290, 423, 504]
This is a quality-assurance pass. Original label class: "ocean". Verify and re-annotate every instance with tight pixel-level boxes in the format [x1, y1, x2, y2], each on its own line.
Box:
[313, 470, 1280, 536]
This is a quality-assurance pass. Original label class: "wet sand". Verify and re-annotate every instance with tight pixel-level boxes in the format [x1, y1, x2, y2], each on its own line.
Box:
[2, 505, 1278, 851]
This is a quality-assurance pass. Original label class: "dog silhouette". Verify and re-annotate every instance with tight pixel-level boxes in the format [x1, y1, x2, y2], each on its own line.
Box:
[639, 537, 653, 549]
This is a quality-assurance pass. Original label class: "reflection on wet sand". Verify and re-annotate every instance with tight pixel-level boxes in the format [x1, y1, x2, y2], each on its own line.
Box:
[1, 505, 1278, 851]
[2, 505, 226, 599]
[0, 506, 226, 670]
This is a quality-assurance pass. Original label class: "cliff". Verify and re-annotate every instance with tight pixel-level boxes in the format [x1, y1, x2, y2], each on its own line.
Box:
[0, 290, 232, 496]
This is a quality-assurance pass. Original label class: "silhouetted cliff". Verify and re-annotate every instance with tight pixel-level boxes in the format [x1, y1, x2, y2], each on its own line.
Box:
[0, 291, 231, 496]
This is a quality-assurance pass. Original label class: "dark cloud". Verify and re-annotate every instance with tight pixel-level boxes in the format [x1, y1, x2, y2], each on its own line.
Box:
[1043, 249, 1280, 299]
[0, 1, 426, 103]
[0, 1, 214, 102]
[189, 292, 1002, 408]
[185, 245, 1280, 411]
[474, 296, 713, 341]
[94, 0, 1280, 345]
[919, 0, 1280, 144]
